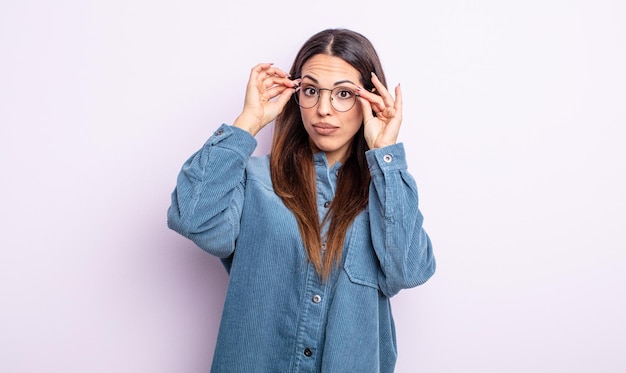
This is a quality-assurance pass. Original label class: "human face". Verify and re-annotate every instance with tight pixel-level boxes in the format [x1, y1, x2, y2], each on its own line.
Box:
[298, 54, 364, 166]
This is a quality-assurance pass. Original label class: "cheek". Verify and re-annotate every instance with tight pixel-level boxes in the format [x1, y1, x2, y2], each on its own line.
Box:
[299, 108, 313, 125]
[346, 109, 364, 131]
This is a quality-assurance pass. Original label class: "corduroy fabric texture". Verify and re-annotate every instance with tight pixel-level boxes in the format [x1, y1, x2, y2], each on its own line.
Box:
[167, 124, 435, 372]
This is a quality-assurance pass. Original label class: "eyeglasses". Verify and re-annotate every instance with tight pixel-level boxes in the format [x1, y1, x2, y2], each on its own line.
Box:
[294, 85, 359, 112]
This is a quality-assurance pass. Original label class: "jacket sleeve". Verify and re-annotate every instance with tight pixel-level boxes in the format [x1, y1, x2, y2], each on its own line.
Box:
[365, 143, 436, 297]
[167, 124, 257, 258]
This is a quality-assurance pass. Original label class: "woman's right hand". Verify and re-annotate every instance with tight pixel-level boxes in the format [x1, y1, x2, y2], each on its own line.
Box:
[233, 63, 300, 136]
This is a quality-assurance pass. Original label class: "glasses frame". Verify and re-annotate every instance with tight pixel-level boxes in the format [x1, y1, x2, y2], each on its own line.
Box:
[294, 85, 359, 112]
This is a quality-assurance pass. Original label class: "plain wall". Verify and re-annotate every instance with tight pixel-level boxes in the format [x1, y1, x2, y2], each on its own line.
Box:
[1, 0, 624, 372]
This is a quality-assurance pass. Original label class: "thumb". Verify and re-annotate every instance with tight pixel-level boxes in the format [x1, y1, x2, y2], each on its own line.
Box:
[274, 88, 295, 110]
[359, 96, 375, 124]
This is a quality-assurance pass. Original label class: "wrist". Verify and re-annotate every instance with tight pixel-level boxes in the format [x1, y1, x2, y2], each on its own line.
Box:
[233, 113, 262, 136]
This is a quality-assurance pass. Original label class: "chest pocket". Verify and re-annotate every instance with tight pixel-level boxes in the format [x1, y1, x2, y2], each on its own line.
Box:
[343, 212, 382, 290]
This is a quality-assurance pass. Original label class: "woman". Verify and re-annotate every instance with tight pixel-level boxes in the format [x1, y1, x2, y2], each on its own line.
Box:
[167, 28, 436, 373]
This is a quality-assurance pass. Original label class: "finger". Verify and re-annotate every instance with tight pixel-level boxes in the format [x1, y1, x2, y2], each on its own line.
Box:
[266, 66, 291, 78]
[357, 86, 386, 113]
[382, 84, 404, 133]
[248, 64, 274, 93]
[263, 76, 299, 90]
[358, 96, 376, 123]
[371, 72, 396, 108]
[251, 63, 274, 78]
[394, 84, 403, 115]
[265, 84, 293, 101]
[251, 63, 290, 87]
[377, 84, 402, 124]
[258, 66, 291, 83]
[273, 85, 297, 108]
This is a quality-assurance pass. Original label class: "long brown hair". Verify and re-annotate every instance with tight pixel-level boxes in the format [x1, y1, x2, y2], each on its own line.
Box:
[270, 29, 387, 280]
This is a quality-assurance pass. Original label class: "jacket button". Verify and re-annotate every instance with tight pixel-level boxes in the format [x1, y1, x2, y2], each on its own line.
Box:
[214, 128, 224, 136]
[312, 294, 321, 303]
[383, 154, 393, 163]
[323, 201, 331, 208]
[304, 348, 313, 357]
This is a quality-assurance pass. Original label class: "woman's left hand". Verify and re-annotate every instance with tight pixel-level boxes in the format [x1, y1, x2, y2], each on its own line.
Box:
[357, 72, 403, 150]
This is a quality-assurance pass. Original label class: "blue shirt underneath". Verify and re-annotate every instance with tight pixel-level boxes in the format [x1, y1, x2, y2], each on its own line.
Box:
[167, 124, 436, 372]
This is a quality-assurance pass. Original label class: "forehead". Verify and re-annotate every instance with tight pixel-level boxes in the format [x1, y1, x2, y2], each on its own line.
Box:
[300, 54, 361, 85]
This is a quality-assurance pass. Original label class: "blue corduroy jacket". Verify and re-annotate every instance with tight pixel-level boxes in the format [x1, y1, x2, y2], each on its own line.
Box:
[167, 124, 436, 372]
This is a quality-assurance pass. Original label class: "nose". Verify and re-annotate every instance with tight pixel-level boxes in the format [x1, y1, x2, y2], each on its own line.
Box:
[316, 90, 333, 116]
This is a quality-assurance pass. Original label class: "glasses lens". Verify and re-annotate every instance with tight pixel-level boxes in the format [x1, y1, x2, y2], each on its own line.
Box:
[330, 87, 357, 112]
[295, 86, 318, 109]
[295, 86, 357, 112]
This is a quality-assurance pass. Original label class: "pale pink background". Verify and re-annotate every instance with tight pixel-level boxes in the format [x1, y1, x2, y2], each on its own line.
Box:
[1, 1, 625, 372]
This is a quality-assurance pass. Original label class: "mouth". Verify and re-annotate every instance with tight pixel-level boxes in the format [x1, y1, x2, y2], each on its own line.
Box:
[311, 123, 339, 135]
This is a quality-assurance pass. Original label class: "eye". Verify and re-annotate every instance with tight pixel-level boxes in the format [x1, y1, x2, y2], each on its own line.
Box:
[302, 86, 318, 97]
[335, 88, 355, 100]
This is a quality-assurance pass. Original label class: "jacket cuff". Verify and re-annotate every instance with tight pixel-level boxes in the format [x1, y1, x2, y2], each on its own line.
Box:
[365, 143, 408, 174]
[204, 123, 258, 159]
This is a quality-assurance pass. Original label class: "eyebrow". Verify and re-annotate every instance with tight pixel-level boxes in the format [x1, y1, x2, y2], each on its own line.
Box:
[301, 74, 357, 87]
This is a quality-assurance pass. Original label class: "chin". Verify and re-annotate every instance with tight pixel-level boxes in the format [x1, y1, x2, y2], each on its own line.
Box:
[310, 139, 338, 153]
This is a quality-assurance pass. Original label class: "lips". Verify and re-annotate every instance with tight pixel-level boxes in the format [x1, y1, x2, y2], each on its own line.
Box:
[312, 123, 339, 135]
